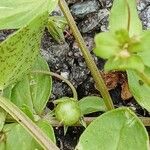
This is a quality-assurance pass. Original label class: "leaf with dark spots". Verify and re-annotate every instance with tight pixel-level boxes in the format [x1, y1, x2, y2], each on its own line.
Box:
[0, 11, 48, 90]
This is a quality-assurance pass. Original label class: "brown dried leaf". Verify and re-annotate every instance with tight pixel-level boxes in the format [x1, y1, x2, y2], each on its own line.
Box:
[121, 81, 132, 100]
[101, 71, 125, 90]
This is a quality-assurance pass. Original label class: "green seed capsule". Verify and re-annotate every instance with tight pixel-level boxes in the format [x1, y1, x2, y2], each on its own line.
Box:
[55, 98, 81, 126]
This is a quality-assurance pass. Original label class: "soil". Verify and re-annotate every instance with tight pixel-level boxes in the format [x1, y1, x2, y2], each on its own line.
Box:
[1, 0, 150, 149]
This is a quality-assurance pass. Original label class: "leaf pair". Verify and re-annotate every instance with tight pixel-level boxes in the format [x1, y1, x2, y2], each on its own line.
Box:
[94, 0, 150, 73]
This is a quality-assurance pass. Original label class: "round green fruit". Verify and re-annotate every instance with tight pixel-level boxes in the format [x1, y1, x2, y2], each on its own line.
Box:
[55, 99, 81, 126]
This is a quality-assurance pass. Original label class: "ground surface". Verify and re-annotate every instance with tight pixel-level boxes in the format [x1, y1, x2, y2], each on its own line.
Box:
[1, 0, 150, 149]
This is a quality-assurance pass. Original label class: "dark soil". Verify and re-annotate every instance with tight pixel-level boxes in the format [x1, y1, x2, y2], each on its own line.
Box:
[1, 0, 150, 149]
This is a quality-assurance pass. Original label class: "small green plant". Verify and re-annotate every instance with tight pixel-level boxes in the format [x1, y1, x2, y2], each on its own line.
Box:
[0, 0, 150, 150]
[94, 0, 150, 113]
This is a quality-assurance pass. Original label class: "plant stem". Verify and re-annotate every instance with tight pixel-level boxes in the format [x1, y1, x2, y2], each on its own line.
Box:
[32, 70, 78, 100]
[136, 70, 150, 87]
[44, 116, 150, 127]
[58, 0, 114, 110]
[0, 96, 59, 150]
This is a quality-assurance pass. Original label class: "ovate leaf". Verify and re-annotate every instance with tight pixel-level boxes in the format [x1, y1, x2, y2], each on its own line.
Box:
[104, 55, 144, 72]
[36, 120, 56, 144]
[94, 32, 120, 59]
[109, 0, 142, 36]
[0, 0, 57, 29]
[0, 11, 48, 90]
[127, 69, 150, 112]
[10, 55, 52, 115]
[30, 55, 52, 114]
[79, 96, 106, 115]
[2, 121, 55, 150]
[47, 16, 67, 43]
[76, 108, 149, 150]
[138, 30, 150, 67]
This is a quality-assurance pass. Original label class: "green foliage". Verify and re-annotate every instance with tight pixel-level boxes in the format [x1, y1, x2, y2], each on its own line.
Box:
[79, 96, 106, 115]
[76, 108, 149, 150]
[94, 0, 150, 113]
[0, 108, 6, 131]
[138, 31, 150, 67]
[47, 16, 67, 43]
[1, 0, 150, 149]
[10, 55, 52, 115]
[109, 0, 142, 36]
[0, 0, 58, 149]
[94, 0, 147, 73]
[0, 0, 58, 29]
[127, 68, 150, 112]
[1, 120, 55, 150]
[0, 11, 48, 90]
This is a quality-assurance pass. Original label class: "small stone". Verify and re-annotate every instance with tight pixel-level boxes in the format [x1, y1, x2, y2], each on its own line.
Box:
[70, 0, 100, 18]
[61, 72, 69, 79]
[66, 0, 82, 5]
[78, 13, 100, 33]
[137, 0, 150, 11]
[139, 6, 150, 29]
[78, 9, 109, 33]
[41, 32, 70, 71]
[99, 0, 113, 8]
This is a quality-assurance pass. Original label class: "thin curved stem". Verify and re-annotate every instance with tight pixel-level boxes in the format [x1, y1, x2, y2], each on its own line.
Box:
[58, 0, 114, 110]
[0, 96, 59, 150]
[32, 70, 78, 100]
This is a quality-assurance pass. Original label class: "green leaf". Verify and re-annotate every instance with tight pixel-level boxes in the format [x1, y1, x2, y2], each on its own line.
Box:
[47, 16, 67, 43]
[48, 0, 58, 14]
[10, 55, 52, 115]
[76, 107, 149, 150]
[10, 76, 35, 114]
[109, 0, 142, 36]
[0, 108, 6, 131]
[36, 120, 56, 144]
[0, 11, 48, 90]
[94, 32, 120, 59]
[0, 0, 57, 29]
[3, 85, 13, 99]
[30, 55, 52, 114]
[105, 55, 144, 72]
[0, 142, 5, 150]
[138, 30, 150, 67]
[127, 69, 150, 112]
[1, 121, 55, 150]
[21, 105, 35, 120]
[79, 96, 107, 115]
